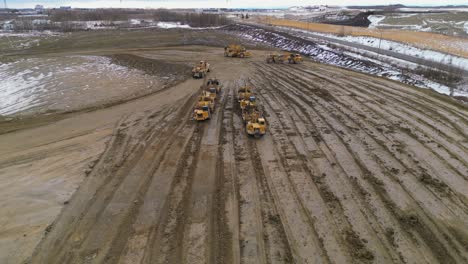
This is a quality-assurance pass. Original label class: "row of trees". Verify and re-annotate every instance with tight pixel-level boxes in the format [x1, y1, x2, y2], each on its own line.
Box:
[46, 8, 231, 28]
[152, 9, 231, 27]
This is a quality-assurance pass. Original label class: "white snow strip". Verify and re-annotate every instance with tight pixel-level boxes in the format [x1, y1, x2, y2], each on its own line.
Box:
[157, 22, 191, 29]
[367, 15, 385, 29]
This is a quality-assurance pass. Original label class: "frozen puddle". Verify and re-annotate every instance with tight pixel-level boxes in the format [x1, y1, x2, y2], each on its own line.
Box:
[0, 56, 156, 116]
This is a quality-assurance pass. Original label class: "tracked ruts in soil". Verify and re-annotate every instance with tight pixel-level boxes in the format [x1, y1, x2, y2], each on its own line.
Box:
[28, 60, 467, 264]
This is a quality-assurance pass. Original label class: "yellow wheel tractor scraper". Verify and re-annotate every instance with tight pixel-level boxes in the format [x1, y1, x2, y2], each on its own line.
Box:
[206, 78, 221, 93]
[287, 53, 303, 64]
[240, 95, 257, 110]
[193, 90, 215, 121]
[224, 44, 252, 58]
[192, 61, 210, 79]
[245, 110, 267, 137]
[237, 85, 252, 103]
[266, 54, 286, 64]
[266, 53, 302, 64]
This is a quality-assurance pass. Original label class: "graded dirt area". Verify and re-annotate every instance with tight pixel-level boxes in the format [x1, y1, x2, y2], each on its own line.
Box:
[0, 43, 467, 264]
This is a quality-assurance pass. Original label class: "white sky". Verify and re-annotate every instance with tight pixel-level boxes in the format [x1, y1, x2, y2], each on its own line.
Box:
[6, 0, 468, 9]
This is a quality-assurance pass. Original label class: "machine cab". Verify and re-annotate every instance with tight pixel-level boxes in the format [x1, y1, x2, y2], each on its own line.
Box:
[249, 96, 256, 102]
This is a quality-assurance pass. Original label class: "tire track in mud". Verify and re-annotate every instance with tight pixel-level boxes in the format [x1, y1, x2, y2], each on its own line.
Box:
[181, 84, 228, 264]
[281, 65, 468, 213]
[278, 65, 468, 208]
[30, 90, 201, 264]
[244, 79, 335, 262]
[27, 57, 468, 264]
[251, 71, 387, 263]
[253, 62, 468, 263]
[115, 116, 203, 264]
[301, 66, 468, 157]
[252, 68, 430, 263]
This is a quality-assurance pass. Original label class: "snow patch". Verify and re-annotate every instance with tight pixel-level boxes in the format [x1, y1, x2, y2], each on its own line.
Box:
[367, 15, 385, 28]
[157, 22, 191, 29]
[0, 56, 145, 116]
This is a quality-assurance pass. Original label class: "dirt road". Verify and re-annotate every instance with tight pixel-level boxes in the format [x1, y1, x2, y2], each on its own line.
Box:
[1, 46, 467, 264]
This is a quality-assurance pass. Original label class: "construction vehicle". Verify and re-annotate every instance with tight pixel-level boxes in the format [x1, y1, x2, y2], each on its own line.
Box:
[193, 105, 211, 121]
[240, 95, 257, 110]
[245, 111, 267, 137]
[224, 44, 251, 58]
[198, 90, 215, 112]
[208, 87, 217, 101]
[287, 53, 303, 64]
[237, 85, 252, 102]
[266, 54, 286, 64]
[192, 61, 210, 78]
[206, 78, 221, 93]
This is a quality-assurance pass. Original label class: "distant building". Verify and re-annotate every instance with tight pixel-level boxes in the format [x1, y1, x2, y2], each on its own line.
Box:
[35, 5, 44, 11]
[2, 20, 15, 31]
[60, 6, 72, 10]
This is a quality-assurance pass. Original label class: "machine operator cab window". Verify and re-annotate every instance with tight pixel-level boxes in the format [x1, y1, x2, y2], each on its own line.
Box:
[258, 118, 265, 125]
[202, 106, 209, 111]
[249, 96, 256, 102]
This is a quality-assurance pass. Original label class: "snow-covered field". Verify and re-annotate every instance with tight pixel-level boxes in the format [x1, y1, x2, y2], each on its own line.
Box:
[368, 12, 468, 36]
[0, 56, 155, 116]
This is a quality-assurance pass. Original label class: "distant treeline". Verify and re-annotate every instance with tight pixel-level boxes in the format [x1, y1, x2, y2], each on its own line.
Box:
[47, 8, 231, 27]
[152, 9, 231, 27]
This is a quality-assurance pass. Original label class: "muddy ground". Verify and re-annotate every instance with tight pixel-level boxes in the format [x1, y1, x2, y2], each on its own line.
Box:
[0, 37, 467, 264]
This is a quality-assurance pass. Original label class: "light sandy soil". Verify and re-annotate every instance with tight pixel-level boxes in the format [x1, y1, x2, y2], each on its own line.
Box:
[0, 45, 467, 264]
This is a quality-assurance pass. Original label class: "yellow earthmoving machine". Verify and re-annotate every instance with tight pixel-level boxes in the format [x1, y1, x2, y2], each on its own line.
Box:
[198, 90, 215, 112]
[237, 85, 252, 103]
[193, 105, 211, 121]
[224, 44, 252, 58]
[266, 54, 286, 64]
[240, 95, 257, 110]
[245, 111, 267, 137]
[192, 61, 210, 79]
[206, 78, 221, 93]
[287, 53, 303, 64]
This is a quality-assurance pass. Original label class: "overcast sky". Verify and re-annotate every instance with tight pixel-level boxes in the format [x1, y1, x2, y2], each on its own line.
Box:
[5, 0, 468, 9]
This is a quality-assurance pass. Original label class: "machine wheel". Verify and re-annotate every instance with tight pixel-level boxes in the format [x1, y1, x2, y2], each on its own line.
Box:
[240, 53, 245, 58]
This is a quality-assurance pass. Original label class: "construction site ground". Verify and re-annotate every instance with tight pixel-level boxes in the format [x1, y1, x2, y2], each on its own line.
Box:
[1, 41, 467, 264]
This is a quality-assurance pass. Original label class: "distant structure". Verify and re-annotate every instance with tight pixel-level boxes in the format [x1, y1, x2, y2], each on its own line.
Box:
[60, 6, 72, 10]
[35, 5, 44, 11]
[2, 20, 15, 30]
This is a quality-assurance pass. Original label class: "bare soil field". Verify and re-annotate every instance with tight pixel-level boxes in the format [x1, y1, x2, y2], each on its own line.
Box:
[0, 36, 467, 264]
[256, 16, 468, 58]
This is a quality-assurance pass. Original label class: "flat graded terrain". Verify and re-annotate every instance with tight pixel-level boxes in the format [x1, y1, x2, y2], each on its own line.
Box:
[1, 43, 467, 264]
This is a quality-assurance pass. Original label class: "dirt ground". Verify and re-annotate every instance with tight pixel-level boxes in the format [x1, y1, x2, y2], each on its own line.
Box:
[0, 43, 467, 264]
